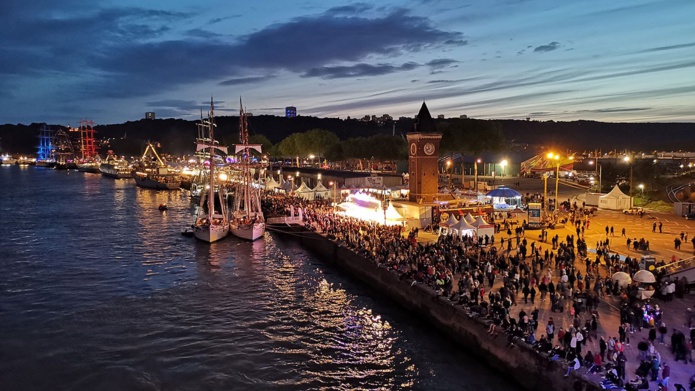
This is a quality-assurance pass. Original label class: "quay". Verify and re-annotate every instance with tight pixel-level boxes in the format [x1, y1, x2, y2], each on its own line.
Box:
[268, 200, 695, 391]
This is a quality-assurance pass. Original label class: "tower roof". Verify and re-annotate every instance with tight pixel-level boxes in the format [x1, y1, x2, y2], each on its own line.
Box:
[415, 101, 436, 133]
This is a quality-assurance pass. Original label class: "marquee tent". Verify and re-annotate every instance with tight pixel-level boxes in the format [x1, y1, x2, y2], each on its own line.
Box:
[599, 185, 632, 210]
[295, 181, 315, 200]
[265, 176, 280, 191]
[450, 218, 477, 238]
[313, 180, 330, 200]
[280, 179, 294, 194]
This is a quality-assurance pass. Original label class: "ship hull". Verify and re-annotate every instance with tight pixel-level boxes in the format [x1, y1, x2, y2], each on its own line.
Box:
[133, 175, 181, 190]
[230, 222, 265, 241]
[194, 223, 230, 243]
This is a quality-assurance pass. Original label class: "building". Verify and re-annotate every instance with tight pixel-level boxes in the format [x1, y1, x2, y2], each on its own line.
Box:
[145, 112, 155, 120]
[285, 106, 297, 118]
[437, 114, 445, 119]
[407, 102, 442, 203]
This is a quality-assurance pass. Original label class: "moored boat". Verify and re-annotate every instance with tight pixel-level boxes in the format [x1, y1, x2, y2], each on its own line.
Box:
[1, 154, 18, 165]
[230, 99, 265, 241]
[100, 152, 132, 179]
[132, 142, 182, 190]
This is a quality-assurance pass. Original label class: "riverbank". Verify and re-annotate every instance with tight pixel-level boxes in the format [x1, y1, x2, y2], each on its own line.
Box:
[278, 227, 599, 391]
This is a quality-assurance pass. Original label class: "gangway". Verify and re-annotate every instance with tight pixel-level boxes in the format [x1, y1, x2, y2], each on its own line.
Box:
[655, 256, 695, 284]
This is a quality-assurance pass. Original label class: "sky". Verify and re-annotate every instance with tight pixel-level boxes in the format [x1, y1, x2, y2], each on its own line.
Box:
[1, 0, 694, 125]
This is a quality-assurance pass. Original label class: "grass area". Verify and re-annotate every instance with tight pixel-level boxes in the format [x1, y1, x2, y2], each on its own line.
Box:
[638, 199, 673, 212]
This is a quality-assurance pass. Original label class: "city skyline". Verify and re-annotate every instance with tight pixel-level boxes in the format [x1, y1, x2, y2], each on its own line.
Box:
[1, 0, 694, 125]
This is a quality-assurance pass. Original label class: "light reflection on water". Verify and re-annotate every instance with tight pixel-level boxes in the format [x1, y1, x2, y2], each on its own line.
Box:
[0, 167, 523, 391]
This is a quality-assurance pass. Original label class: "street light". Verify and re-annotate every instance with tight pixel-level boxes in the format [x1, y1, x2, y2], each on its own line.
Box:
[624, 155, 633, 207]
[474, 158, 481, 192]
[547, 152, 574, 212]
[638, 183, 644, 200]
[446, 159, 452, 188]
[500, 159, 508, 177]
[588, 159, 602, 193]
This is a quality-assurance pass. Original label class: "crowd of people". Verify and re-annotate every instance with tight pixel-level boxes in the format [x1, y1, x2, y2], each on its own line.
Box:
[262, 193, 692, 389]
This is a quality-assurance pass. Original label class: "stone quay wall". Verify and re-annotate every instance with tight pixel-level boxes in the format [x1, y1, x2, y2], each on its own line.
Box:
[288, 229, 601, 391]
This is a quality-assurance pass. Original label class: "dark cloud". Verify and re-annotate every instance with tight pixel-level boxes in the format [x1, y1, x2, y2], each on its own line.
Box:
[302, 62, 419, 79]
[208, 15, 241, 24]
[426, 58, 459, 73]
[534, 42, 560, 53]
[219, 75, 275, 86]
[5, 5, 463, 99]
[145, 99, 228, 113]
[325, 3, 373, 14]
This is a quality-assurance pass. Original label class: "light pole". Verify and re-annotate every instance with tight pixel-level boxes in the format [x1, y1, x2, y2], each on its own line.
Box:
[500, 159, 508, 178]
[547, 152, 573, 212]
[543, 172, 549, 214]
[446, 159, 452, 188]
[638, 183, 644, 201]
[624, 156, 633, 207]
[474, 158, 481, 192]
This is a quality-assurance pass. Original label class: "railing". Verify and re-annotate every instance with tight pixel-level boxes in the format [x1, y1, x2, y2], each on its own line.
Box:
[655, 256, 695, 275]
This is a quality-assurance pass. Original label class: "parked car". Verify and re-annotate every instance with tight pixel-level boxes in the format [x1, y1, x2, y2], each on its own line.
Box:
[623, 207, 644, 215]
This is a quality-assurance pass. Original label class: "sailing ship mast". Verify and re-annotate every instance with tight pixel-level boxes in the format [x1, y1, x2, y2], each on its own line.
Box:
[208, 98, 216, 220]
[239, 98, 250, 215]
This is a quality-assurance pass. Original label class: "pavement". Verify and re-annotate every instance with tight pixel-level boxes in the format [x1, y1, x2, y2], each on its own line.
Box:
[413, 202, 695, 390]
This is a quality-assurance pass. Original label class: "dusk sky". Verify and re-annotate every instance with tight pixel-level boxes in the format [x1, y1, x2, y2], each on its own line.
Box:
[1, 0, 694, 125]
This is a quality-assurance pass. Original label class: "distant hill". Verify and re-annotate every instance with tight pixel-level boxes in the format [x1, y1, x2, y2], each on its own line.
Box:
[1, 117, 693, 156]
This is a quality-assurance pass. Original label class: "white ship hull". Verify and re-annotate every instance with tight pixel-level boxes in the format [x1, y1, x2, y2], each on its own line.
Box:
[194, 222, 230, 243]
[230, 221, 265, 241]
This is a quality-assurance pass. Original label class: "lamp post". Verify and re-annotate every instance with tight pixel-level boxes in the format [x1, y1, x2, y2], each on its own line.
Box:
[474, 158, 481, 192]
[638, 183, 644, 201]
[588, 159, 602, 192]
[500, 159, 508, 178]
[624, 156, 633, 207]
[446, 159, 452, 188]
[543, 172, 549, 214]
[547, 152, 574, 212]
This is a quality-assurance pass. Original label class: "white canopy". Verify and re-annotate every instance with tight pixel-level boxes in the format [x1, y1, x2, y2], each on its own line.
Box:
[451, 218, 477, 237]
[265, 176, 280, 190]
[440, 214, 460, 227]
[633, 270, 656, 284]
[599, 185, 632, 210]
[464, 213, 476, 224]
[295, 181, 315, 200]
[313, 180, 331, 199]
[612, 271, 632, 288]
[471, 215, 490, 227]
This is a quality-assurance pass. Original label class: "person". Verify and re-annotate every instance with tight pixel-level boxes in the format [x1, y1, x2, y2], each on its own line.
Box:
[617, 350, 627, 380]
[622, 227, 626, 237]
[660, 362, 670, 388]
[564, 356, 581, 377]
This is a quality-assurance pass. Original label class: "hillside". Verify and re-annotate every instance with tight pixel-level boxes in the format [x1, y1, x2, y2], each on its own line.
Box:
[1, 117, 694, 157]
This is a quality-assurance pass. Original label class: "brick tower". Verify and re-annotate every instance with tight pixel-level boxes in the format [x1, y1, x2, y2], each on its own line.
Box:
[407, 102, 442, 203]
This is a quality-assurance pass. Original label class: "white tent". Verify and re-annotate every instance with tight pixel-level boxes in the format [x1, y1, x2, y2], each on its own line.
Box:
[471, 215, 495, 239]
[265, 176, 280, 191]
[438, 214, 459, 236]
[295, 181, 315, 200]
[451, 218, 477, 238]
[385, 204, 404, 224]
[463, 213, 476, 224]
[313, 180, 330, 200]
[599, 185, 632, 210]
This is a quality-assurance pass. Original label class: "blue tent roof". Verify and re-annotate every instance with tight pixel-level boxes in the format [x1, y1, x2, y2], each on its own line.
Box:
[486, 186, 521, 198]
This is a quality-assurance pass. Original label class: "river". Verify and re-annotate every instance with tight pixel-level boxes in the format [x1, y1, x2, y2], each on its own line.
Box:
[0, 166, 522, 391]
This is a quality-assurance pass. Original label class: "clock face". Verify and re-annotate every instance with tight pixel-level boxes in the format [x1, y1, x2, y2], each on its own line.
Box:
[410, 143, 417, 156]
[424, 143, 435, 155]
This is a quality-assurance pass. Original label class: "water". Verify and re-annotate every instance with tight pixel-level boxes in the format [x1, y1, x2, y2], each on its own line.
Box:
[0, 166, 522, 391]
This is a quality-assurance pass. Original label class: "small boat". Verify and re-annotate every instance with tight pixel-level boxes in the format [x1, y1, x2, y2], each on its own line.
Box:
[158, 204, 168, 211]
[1, 154, 17, 165]
[181, 227, 194, 237]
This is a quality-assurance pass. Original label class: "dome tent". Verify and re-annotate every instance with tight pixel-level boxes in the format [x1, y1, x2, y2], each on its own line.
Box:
[313, 180, 330, 200]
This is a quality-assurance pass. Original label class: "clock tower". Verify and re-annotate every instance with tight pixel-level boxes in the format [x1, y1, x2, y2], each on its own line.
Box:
[407, 102, 442, 203]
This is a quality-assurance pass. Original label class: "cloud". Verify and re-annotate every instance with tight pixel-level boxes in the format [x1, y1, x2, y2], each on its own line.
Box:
[302, 62, 419, 79]
[3, 5, 463, 99]
[577, 107, 651, 113]
[426, 58, 459, 74]
[534, 42, 560, 53]
[637, 42, 695, 54]
[219, 75, 275, 86]
[145, 99, 224, 113]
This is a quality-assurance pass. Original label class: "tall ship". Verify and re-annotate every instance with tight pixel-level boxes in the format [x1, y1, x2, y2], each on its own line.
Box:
[193, 99, 230, 243]
[36, 124, 56, 168]
[100, 151, 132, 179]
[132, 142, 182, 190]
[76, 120, 101, 173]
[54, 128, 78, 170]
[230, 99, 265, 241]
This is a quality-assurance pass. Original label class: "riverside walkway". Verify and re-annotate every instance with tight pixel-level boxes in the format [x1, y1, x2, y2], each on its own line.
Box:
[415, 206, 695, 390]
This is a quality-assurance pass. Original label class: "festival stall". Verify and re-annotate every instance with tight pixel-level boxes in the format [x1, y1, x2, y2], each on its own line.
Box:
[264, 176, 280, 191]
[313, 180, 330, 200]
[486, 186, 523, 210]
[295, 181, 315, 200]
[451, 217, 477, 238]
[633, 270, 657, 300]
[612, 271, 632, 289]
[471, 215, 495, 238]
[599, 185, 632, 210]
[438, 214, 460, 236]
